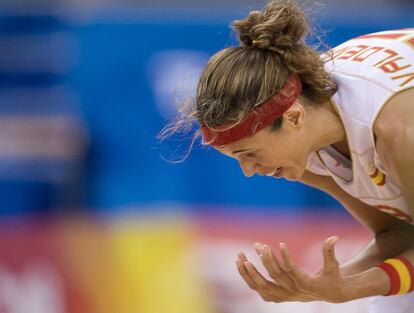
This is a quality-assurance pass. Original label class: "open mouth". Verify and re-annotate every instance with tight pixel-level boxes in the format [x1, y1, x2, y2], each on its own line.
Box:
[272, 167, 283, 178]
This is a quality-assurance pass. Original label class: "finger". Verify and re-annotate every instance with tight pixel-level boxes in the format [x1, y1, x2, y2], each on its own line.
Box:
[260, 245, 298, 292]
[254, 242, 265, 256]
[245, 261, 310, 303]
[236, 259, 258, 290]
[279, 242, 308, 282]
[261, 244, 282, 278]
[322, 236, 339, 273]
[238, 252, 248, 262]
[237, 252, 259, 288]
[244, 261, 276, 291]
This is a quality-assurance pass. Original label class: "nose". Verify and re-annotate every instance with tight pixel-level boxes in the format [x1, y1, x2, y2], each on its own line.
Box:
[239, 159, 258, 177]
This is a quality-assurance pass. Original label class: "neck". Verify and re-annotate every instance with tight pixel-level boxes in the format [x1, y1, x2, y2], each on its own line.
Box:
[307, 101, 347, 154]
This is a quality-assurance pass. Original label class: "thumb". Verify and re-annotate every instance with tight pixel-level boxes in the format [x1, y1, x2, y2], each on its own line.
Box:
[322, 236, 339, 273]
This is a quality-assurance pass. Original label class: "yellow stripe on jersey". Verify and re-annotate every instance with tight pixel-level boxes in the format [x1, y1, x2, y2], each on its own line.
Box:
[372, 170, 385, 185]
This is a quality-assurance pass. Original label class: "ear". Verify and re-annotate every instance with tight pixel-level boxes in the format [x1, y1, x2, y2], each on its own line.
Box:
[283, 102, 305, 129]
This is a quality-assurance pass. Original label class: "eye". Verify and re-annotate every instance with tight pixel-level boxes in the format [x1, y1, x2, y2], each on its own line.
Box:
[244, 152, 257, 158]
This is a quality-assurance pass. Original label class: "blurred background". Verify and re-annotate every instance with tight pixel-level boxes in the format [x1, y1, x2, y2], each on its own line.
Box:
[0, 0, 412, 312]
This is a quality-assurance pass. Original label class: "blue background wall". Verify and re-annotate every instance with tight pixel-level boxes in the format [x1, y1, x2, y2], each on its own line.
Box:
[0, 9, 413, 215]
[71, 15, 413, 212]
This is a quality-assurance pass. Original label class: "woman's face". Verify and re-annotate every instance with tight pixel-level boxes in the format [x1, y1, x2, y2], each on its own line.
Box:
[216, 106, 311, 181]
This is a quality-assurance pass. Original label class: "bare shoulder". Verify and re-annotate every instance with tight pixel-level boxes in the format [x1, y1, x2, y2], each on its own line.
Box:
[374, 88, 414, 142]
[373, 88, 414, 208]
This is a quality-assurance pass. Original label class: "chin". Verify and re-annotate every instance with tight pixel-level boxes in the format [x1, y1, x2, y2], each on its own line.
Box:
[284, 175, 298, 182]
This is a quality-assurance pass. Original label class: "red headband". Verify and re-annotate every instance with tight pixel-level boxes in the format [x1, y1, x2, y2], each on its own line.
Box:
[200, 74, 302, 147]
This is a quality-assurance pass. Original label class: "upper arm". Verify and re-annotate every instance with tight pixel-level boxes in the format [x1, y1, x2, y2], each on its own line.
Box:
[300, 169, 410, 234]
[374, 88, 414, 217]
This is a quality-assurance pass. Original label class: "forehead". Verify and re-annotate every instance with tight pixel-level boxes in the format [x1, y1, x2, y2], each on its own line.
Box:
[216, 135, 258, 155]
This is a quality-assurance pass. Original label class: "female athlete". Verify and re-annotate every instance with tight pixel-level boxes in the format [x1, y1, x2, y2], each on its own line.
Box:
[166, 0, 414, 310]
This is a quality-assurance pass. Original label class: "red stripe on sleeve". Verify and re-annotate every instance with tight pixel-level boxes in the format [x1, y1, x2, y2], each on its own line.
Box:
[376, 262, 401, 295]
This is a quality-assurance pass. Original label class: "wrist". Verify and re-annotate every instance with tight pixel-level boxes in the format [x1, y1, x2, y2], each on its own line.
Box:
[342, 267, 390, 301]
[340, 262, 362, 276]
[376, 256, 414, 295]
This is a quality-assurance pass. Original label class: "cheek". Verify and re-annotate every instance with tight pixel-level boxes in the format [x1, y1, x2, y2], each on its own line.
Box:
[282, 144, 309, 167]
[257, 139, 308, 166]
[258, 150, 289, 167]
[254, 153, 277, 167]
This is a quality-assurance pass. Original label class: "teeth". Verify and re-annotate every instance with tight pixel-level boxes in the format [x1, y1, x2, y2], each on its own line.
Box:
[267, 168, 280, 176]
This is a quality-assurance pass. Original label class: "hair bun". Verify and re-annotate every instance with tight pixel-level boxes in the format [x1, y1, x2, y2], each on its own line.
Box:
[233, 0, 307, 51]
[252, 35, 272, 49]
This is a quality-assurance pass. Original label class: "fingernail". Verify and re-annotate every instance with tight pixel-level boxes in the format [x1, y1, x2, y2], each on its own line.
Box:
[254, 242, 263, 249]
[330, 236, 339, 244]
[254, 242, 263, 255]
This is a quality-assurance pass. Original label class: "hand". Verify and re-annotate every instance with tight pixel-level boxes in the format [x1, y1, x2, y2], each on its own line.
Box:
[235, 236, 350, 303]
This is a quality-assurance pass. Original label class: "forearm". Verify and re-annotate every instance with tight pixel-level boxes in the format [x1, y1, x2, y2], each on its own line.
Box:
[315, 176, 414, 275]
[342, 246, 414, 301]
[299, 171, 414, 301]
[341, 224, 414, 276]
[340, 226, 414, 300]
[340, 239, 383, 276]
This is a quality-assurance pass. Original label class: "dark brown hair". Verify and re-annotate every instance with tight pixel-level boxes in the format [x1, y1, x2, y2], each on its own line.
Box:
[160, 0, 337, 147]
